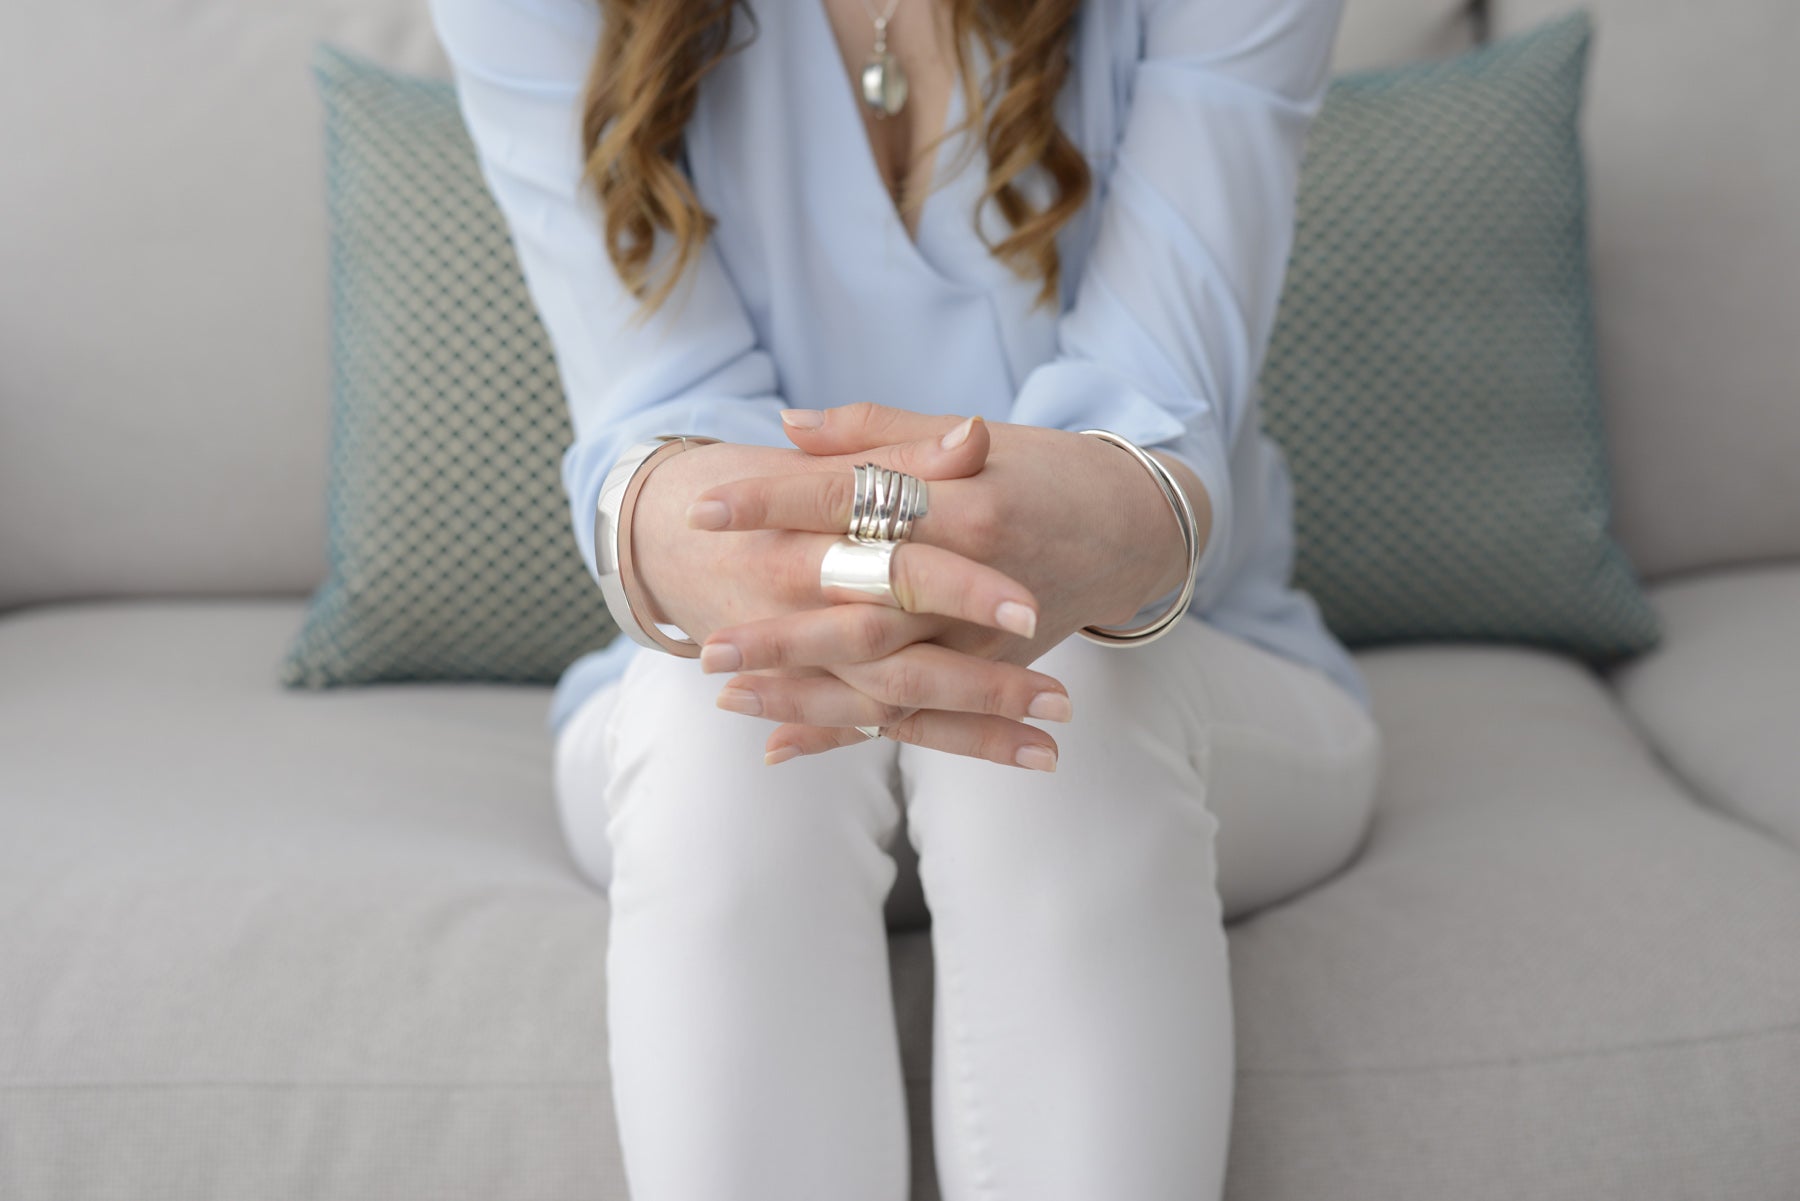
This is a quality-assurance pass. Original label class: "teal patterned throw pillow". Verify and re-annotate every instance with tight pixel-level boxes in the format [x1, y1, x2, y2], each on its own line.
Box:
[281, 44, 616, 687]
[1260, 8, 1661, 660]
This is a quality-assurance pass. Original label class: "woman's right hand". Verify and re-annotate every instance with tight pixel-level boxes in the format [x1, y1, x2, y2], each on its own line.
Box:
[621, 423, 1071, 765]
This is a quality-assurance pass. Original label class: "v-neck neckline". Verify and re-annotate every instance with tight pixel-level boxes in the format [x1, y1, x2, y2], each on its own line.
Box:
[799, 0, 981, 287]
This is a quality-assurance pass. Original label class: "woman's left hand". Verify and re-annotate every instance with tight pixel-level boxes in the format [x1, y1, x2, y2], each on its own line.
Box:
[691, 402, 1212, 760]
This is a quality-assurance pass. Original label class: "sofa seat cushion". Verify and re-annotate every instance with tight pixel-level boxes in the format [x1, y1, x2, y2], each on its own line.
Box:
[1604, 562, 1800, 855]
[0, 599, 934, 1201]
[1224, 641, 1800, 1201]
[3, 602, 1798, 1200]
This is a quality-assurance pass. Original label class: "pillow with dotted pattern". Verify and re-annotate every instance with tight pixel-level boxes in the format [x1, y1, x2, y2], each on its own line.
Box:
[280, 43, 617, 688]
[1259, 7, 1661, 661]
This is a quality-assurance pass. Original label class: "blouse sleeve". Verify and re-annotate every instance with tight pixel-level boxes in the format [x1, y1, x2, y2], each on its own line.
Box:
[1004, 0, 1343, 605]
[429, 0, 793, 585]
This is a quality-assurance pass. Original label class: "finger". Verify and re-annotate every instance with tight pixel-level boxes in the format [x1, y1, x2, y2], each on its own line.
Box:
[778, 401, 975, 458]
[810, 540, 1038, 638]
[765, 710, 1061, 772]
[715, 672, 912, 728]
[886, 709, 1062, 771]
[686, 418, 987, 533]
[700, 605, 942, 673]
[761, 723, 887, 764]
[829, 643, 1073, 723]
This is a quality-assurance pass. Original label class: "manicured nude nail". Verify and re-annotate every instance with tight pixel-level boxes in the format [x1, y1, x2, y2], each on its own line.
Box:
[940, 415, 976, 450]
[1028, 691, 1073, 722]
[765, 745, 802, 766]
[716, 686, 761, 717]
[700, 642, 742, 674]
[1016, 744, 1058, 772]
[780, 408, 825, 429]
[686, 499, 730, 529]
[995, 601, 1037, 639]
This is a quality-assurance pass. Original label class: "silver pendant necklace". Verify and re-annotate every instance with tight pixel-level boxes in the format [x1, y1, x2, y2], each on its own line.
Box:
[856, 0, 909, 119]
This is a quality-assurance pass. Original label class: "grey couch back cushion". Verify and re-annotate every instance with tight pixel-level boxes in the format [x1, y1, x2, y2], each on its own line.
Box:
[0, 4, 452, 611]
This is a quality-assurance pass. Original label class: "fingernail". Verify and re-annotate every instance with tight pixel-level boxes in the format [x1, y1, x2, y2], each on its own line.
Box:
[700, 642, 742, 674]
[686, 499, 729, 529]
[716, 686, 761, 717]
[1028, 691, 1073, 722]
[940, 415, 975, 450]
[995, 601, 1037, 639]
[765, 745, 801, 766]
[1016, 744, 1058, 772]
[780, 408, 824, 429]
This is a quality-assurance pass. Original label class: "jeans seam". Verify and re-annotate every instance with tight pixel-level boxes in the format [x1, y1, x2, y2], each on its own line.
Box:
[936, 887, 1004, 1201]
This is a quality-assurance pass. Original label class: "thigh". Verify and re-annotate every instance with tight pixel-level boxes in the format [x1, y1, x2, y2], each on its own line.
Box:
[553, 649, 907, 898]
[900, 616, 1383, 924]
[1137, 617, 1384, 922]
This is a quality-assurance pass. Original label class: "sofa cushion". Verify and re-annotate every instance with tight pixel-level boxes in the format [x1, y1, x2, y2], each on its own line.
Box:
[1603, 562, 1800, 856]
[5, 601, 1797, 1199]
[1224, 639, 1800, 1201]
[0, 600, 927, 1200]
[1496, 0, 1800, 578]
[279, 45, 617, 688]
[1260, 9, 1661, 665]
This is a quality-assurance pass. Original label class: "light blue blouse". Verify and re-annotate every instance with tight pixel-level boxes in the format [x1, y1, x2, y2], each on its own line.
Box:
[428, 0, 1371, 734]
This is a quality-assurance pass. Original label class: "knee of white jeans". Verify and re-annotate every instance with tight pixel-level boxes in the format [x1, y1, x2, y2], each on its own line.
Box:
[606, 782, 903, 942]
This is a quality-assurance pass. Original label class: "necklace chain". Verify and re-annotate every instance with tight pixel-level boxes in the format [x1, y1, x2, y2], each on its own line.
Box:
[855, 0, 903, 36]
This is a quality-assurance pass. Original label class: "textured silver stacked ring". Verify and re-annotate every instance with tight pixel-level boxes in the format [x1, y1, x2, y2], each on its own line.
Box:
[850, 463, 928, 543]
[836, 463, 929, 741]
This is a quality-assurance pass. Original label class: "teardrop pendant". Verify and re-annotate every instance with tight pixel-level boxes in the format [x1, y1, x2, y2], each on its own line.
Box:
[858, 28, 908, 118]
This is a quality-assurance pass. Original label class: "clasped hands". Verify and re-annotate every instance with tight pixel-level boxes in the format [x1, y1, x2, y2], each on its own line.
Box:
[626, 402, 1203, 771]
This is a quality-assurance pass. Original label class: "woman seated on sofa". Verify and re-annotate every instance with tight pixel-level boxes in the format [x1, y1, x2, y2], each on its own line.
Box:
[431, 0, 1383, 1195]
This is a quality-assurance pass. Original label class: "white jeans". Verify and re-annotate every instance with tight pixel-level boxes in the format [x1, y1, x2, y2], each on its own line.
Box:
[553, 616, 1383, 1201]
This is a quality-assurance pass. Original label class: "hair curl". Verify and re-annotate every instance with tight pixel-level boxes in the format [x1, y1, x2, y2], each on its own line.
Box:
[579, 0, 1090, 322]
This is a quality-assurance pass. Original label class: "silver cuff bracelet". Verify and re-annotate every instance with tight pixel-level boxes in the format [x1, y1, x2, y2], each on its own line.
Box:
[1076, 429, 1202, 647]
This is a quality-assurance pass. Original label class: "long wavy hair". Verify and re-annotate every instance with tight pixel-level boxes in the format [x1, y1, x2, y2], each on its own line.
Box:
[578, 0, 1089, 322]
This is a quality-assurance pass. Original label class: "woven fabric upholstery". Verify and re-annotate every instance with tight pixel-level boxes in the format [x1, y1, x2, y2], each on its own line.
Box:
[1260, 8, 1661, 663]
[281, 45, 616, 688]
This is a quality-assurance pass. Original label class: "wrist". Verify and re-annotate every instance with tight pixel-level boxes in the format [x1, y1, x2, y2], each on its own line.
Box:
[1142, 451, 1212, 605]
[597, 435, 722, 648]
[629, 440, 725, 627]
[1091, 442, 1208, 621]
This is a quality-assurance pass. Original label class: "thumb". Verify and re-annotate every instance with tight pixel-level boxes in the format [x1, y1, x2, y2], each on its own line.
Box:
[810, 413, 990, 482]
[779, 401, 965, 455]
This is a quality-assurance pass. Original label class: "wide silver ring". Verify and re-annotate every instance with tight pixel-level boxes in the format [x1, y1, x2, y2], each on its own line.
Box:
[855, 724, 883, 740]
[850, 464, 928, 543]
[819, 535, 902, 608]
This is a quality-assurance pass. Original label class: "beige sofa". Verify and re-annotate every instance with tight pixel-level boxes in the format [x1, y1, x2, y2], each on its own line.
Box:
[2, 0, 1796, 1197]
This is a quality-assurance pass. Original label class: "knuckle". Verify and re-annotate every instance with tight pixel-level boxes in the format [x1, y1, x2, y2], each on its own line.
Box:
[743, 628, 785, 668]
[976, 675, 1013, 717]
[979, 725, 1019, 766]
[886, 711, 924, 746]
[844, 400, 881, 434]
[759, 689, 799, 721]
[958, 495, 1005, 559]
[881, 658, 929, 708]
[886, 439, 927, 479]
[851, 607, 892, 660]
[787, 540, 824, 603]
[873, 700, 910, 725]
[892, 548, 928, 614]
[825, 474, 855, 529]
[727, 485, 764, 528]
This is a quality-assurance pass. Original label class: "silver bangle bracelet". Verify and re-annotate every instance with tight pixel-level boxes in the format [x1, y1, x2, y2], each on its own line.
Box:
[1077, 428, 1202, 647]
[594, 434, 721, 656]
